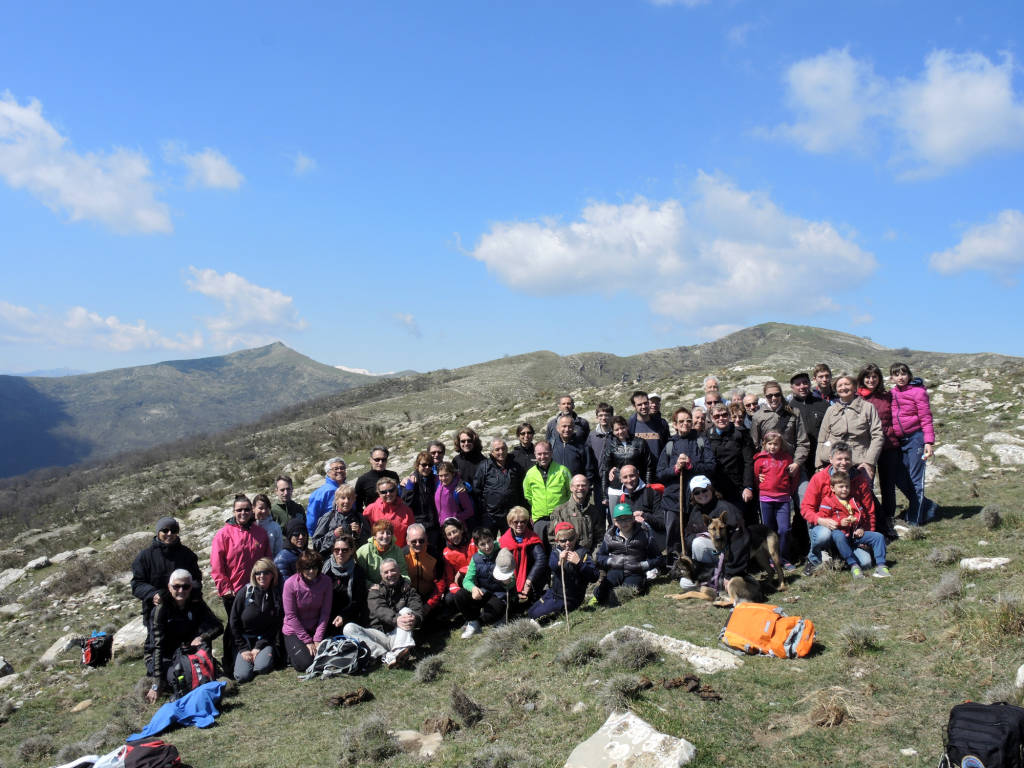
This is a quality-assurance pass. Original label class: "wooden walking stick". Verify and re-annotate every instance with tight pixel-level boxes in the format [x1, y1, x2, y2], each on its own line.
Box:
[678, 465, 686, 568]
[560, 554, 570, 635]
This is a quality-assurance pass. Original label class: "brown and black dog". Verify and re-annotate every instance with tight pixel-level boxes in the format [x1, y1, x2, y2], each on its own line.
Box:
[670, 516, 786, 607]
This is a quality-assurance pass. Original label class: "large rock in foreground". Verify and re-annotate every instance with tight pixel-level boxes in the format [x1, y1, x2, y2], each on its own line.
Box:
[112, 615, 148, 658]
[564, 710, 696, 768]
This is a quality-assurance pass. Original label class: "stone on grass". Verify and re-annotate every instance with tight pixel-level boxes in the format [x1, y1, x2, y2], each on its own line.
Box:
[50, 550, 79, 565]
[0, 603, 22, 618]
[599, 626, 741, 674]
[0, 656, 13, 676]
[1016, 663, 1024, 691]
[991, 445, 1024, 466]
[75, 547, 99, 556]
[25, 556, 50, 571]
[0, 673, 19, 690]
[933, 445, 979, 471]
[109, 531, 153, 553]
[960, 557, 1011, 571]
[564, 710, 696, 768]
[984, 432, 1024, 446]
[40, 633, 77, 664]
[112, 615, 148, 657]
[70, 699, 93, 713]
[393, 729, 443, 758]
[0, 568, 26, 592]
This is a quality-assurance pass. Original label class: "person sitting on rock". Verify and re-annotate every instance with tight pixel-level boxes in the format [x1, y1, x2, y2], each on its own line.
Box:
[343, 558, 422, 669]
[527, 522, 598, 622]
[550, 474, 604, 553]
[131, 516, 202, 680]
[593, 503, 663, 606]
[403, 523, 447, 625]
[282, 550, 332, 672]
[355, 519, 407, 584]
[498, 506, 548, 613]
[819, 470, 889, 579]
[146, 569, 223, 704]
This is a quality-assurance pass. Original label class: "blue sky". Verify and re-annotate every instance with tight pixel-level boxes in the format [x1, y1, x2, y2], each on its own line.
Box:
[1, 1, 1022, 375]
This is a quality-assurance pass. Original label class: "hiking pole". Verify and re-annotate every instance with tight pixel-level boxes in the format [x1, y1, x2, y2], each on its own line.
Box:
[678, 471, 686, 569]
[560, 555, 570, 636]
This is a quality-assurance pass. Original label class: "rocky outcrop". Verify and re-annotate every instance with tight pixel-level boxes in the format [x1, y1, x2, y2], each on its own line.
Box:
[564, 710, 696, 768]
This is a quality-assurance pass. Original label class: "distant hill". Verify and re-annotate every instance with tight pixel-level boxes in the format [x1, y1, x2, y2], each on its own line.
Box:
[0, 343, 377, 477]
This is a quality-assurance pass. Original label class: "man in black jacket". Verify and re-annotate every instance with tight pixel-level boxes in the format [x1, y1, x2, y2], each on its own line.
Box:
[473, 438, 524, 533]
[130, 517, 202, 676]
[545, 395, 590, 443]
[551, 415, 598, 497]
[343, 559, 422, 668]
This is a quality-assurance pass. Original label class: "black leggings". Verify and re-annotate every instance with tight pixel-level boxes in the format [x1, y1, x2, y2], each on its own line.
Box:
[283, 634, 315, 671]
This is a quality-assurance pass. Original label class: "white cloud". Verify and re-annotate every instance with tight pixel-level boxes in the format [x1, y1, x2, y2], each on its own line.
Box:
[929, 209, 1024, 277]
[765, 48, 886, 154]
[293, 152, 317, 176]
[186, 267, 306, 348]
[766, 49, 1024, 174]
[163, 144, 243, 189]
[0, 301, 201, 351]
[393, 312, 421, 338]
[0, 91, 171, 233]
[470, 172, 875, 328]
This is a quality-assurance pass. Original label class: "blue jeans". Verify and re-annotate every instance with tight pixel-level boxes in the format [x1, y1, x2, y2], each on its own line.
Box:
[830, 529, 886, 569]
[900, 431, 932, 525]
[807, 524, 872, 568]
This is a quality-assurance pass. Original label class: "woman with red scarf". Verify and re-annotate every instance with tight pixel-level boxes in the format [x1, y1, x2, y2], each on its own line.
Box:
[497, 506, 548, 609]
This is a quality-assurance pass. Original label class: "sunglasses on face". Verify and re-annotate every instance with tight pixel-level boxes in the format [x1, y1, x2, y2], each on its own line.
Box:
[159, 528, 178, 534]
[170, 583, 191, 591]
[379, 488, 397, 495]
[254, 570, 272, 577]
[408, 538, 426, 545]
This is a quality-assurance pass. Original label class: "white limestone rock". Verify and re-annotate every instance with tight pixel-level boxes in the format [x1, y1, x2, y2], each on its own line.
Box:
[933, 445, 979, 471]
[564, 710, 696, 768]
[51, 550, 79, 565]
[960, 557, 1011, 571]
[0, 568, 26, 592]
[25, 556, 50, 571]
[0, 604, 23, 618]
[75, 547, 99, 556]
[599, 626, 742, 674]
[1015, 663, 1024, 690]
[991, 444, 1024, 466]
[393, 729, 443, 758]
[109, 531, 154, 554]
[112, 615, 148, 657]
[40, 632, 77, 664]
[984, 432, 1024, 446]
[0, 673, 19, 690]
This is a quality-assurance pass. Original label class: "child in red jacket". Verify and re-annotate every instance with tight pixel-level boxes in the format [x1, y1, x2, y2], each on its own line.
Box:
[753, 431, 797, 570]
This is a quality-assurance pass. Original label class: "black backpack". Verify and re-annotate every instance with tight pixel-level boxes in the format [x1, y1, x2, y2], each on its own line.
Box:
[78, 631, 112, 667]
[941, 702, 1024, 768]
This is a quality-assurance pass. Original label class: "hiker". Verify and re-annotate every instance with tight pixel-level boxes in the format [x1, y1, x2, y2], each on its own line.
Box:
[819, 470, 889, 578]
[683, 475, 750, 584]
[800, 441, 876, 575]
[550, 474, 605, 553]
[511, 422, 538, 475]
[593, 503, 663, 606]
[146, 569, 223, 704]
[363, 476, 414, 547]
[343, 558, 422, 669]
[694, 375, 726, 410]
[402, 450, 443, 556]
[312, 484, 362, 556]
[527, 522, 597, 622]
[435, 461, 475, 530]
[498, 506, 547, 611]
[228, 558, 284, 683]
[545, 395, 590, 444]
[788, 372, 830, 492]
[270, 474, 305, 526]
[750, 380, 810, 463]
[551, 414, 598, 498]
[355, 519, 407, 584]
[522, 440, 572, 545]
[601, 415, 656, 507]
[282, 550, 332, 672]
[211, 494, 271, 679]
[274, 518, 309, 582]
[403, 523, 446, 624]
[628, 390, 670, 460]
[616, 465, 662, 550]
[323, 533, 368, 629]
[587, 403, 615, 485]
[354, 446, 400, 512]
[427, 440, 446, 469]
[440, 517, 477, 604]
[706, 402, 755, 513]
[815, 374, 883, 478]
[656, 407, 717, 563]
[131, 516, 202, 679]
[306, 457, 346, 533]
[890, 362, 937, 525]
[452, 428, 487, 489]
[454, 527, 511, 638]
[856, 364, 903, 537]
[473, 437, 525, 535]
[253, 493, 283, 558]
[753, 430, 797, 570]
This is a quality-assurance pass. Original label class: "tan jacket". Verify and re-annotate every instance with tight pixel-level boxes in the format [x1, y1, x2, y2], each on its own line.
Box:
[815, 397, 884, 468]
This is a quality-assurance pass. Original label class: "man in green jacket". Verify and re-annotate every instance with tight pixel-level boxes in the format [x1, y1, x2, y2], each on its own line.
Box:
[523, 441, 572, 543]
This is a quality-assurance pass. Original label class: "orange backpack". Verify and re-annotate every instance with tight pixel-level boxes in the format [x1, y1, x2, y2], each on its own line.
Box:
[719, 602, 815, 658]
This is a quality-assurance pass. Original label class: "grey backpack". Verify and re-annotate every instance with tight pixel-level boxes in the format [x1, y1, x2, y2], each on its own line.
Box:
[299, 635, 372, 679]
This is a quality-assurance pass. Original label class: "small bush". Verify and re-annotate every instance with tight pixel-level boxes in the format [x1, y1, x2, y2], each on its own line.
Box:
[603, 629, 658, 671]
[507, 682, 540, 711]
[337, 714, 400, 768]
[413, 654, 445, 684]
[599, 674, 649, 713]
[981, 504, 1005, 530]
[927, 546, 965, 566]
[612, 584, 641, 605]
[555, 636, 603, 667]
[806, 687, 855, 728]
[932, 572, 963, 603]
[994, 594, 1024, 636]
[471, 619, 541, 662]
[19, 735, 55, 762]
[837, 624, 881, 657]
[904, 525, 928, 541]
[983, 681, 1023, 706]
[451, 683, 484, 727]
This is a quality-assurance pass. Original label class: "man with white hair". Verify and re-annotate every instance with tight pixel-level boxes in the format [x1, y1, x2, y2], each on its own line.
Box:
[694, 375, 729, 410]
[473, 437, 525, 533]
[306, 457, 346, 533]
[343, 558, 422, 668]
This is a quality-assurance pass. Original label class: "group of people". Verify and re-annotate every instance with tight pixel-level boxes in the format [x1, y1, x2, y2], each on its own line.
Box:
[130, 361, 936, 698]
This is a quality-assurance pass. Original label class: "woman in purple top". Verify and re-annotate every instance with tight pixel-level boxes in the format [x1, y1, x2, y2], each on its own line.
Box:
[281, 550, 332, 671]
[434, 461, 474, 529]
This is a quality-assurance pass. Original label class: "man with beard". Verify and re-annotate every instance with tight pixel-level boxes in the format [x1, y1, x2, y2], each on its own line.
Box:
[545, 395, 590, 444]
[270, 475, 305, 526]
[628, 390, 670, 459]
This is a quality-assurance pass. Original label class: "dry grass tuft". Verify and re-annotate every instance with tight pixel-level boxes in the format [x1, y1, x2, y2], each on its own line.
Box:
[802, 687, 856, 728]
[993, 593, 1024, 636]
[451, 683, 484, 727]
[413, 654, 445, 684]
[983, 681, 1023, 706]
[598, 674, 650, 713]
[602, 629, 658, 671]
[471, 619, 541, 662]
[837, 624, 882, 657]
[903, 525, 928, 541]
[467, 745, 542, 768]
[932, 572, 963, 603]
[612, 584, 642, 605]
[336, 714, 400, 768]
[981, 504, 1005, 529]
[555, 636, 603, 667]
[506, 682, 540, 711]
[18, 736, 54, 762]
[927, 545, 965, 566]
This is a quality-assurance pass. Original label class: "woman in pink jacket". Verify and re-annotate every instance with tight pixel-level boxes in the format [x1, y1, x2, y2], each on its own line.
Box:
[211, 494, 271, 677]
[889, 362, 937, 525]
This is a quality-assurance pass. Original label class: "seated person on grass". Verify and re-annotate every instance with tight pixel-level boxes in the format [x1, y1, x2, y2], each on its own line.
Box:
[593, 503, 663, 606]
[404, 523, 447, 626]
[817, 470, 890, 579]
[528, 522, 598, 623]
[343, 558, 422, 669]
[356, 519, 407, 585]
[498, 506, 548, 613]
[454, 527, 511, 638]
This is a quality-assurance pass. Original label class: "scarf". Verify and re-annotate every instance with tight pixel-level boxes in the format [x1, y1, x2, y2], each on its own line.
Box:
[498, 527, 542, 592]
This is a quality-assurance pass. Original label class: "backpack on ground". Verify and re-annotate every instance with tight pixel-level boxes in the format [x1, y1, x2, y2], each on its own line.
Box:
[299, 635, 372, 679]
[79, 630, 113, 667]
[940, 701, 1024, 768]
[168, 645, 216, 698]
[124, 737, 183, 768]
[719, 602, 815, 658]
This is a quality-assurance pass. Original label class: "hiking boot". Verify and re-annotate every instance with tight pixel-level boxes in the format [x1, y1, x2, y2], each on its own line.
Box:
[384, 647, 411, 669]
[850, 566, 864, 579]
[460, 621, 481, 639]
[802, 562, 817, 577]
[783, 562, 797, 573]
[873, 566, 891, 579]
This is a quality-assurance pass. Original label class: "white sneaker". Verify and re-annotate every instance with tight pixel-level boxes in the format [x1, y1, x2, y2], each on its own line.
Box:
[460, 621, 481, 639]
[678, 577, 697, 590]
[645, 568, 660, 581]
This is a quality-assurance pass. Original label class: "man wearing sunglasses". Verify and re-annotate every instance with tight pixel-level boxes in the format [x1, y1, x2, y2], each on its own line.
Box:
[355, 446, 400, 512]
[131, 516, 203, 678]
